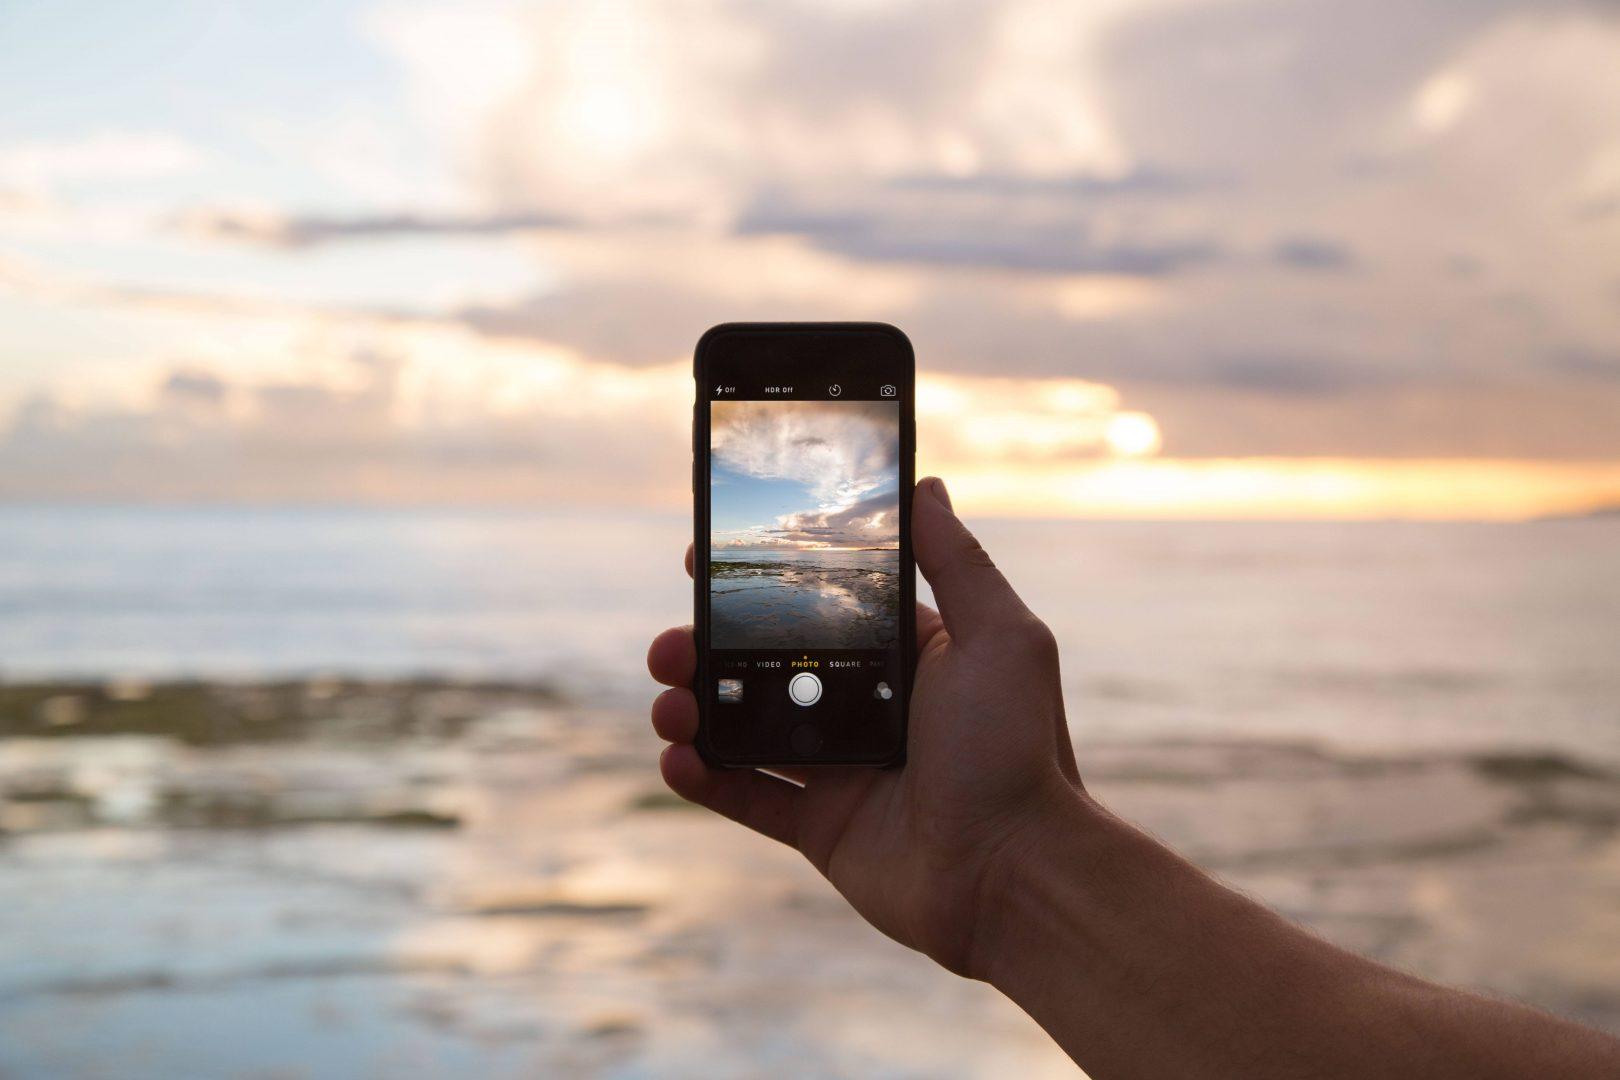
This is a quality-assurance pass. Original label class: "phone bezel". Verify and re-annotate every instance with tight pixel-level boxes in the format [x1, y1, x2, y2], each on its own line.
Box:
[692, 322, 916, 768]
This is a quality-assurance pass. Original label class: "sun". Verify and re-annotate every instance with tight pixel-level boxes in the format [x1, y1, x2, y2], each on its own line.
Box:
[1104, 411, 1162, 457]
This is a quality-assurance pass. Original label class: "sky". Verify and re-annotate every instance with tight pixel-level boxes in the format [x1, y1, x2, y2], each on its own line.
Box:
[711, 400, 900, 550]
[3, 0, 1620, 518]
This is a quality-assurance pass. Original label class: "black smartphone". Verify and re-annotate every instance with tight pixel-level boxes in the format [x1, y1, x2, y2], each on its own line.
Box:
[693, 323, 916, 767]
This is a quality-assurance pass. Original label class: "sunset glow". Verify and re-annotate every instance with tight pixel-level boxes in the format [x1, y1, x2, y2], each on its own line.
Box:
[2, 1, 1618, 520]
[1104, 412, 1162, 458]
[936, 458, 1620, 521]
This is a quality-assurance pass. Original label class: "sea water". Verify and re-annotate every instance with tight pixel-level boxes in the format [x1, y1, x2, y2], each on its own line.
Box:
[2, 505, 1617, 759]
[2, 504, 1619, 1076]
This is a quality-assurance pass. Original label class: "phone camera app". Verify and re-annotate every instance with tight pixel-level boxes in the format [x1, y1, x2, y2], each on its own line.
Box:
[718, 678, 743, 704]
[709, 399, 900, 650]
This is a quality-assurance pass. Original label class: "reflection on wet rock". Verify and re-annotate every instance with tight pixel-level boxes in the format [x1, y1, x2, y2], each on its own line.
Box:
[710, 553, 900, 648]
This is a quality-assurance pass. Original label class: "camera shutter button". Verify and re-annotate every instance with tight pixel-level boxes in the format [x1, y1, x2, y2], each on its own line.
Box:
[788, 672, 822, 706]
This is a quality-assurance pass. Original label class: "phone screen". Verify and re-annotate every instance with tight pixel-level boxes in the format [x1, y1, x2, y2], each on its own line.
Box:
[694, 324, 914, 766]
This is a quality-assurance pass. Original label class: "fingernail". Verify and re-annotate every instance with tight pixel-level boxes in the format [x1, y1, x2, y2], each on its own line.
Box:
[926, 476, 953, 512]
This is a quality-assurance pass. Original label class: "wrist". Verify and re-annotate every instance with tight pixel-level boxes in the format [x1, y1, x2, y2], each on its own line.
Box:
[963, 786, 1371, 1077]
[964, 778, 1111, 985]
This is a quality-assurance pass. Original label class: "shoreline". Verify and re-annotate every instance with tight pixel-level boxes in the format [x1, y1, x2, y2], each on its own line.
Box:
[3, 676, 1615, 773]
[710, 558, 901, 649]
[0, 677, 563, 745]
[0, 677, 1616, 1070]
[2, 677, 1617, 841]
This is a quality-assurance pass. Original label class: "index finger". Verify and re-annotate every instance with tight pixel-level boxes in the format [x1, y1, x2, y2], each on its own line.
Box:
[647, 625, 695, 688]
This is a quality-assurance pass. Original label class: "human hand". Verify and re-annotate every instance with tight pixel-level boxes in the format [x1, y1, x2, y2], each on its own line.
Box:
[647, 476, 1084, 977]
[655, 478, 1620, 1077]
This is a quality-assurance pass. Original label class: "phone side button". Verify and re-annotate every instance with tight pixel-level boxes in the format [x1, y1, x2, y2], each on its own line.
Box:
[790, 723, 823, 757]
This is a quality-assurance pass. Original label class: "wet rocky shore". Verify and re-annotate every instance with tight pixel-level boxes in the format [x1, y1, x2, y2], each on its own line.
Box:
[1, 679, 1617, 1076]
[709, 560, 900, 648]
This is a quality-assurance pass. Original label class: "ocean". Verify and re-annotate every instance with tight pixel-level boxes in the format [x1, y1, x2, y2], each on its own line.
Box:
[3, 504, 1617, 759]
[3, 504, 1619, 1076]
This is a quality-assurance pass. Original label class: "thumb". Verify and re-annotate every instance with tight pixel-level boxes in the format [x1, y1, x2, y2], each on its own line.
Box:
[912, 477, 1032, 642]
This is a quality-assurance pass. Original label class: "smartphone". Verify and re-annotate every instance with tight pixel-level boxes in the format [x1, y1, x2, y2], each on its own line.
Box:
[693, 322, 916, 767]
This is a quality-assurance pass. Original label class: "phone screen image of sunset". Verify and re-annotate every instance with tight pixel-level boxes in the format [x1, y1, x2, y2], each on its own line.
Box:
[709, 400, 900, 650]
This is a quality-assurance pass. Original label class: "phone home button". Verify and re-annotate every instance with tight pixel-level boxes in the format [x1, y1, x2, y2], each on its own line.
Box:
[787, 671, 822, 706]
[790, 723, 823, 757]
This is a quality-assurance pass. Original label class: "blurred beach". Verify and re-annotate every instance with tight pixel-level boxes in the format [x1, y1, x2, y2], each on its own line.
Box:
[3, 506, 1619, 1077]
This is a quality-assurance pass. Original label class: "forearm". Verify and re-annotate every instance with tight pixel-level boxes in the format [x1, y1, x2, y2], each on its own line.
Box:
[975, 791, 1620, 1079]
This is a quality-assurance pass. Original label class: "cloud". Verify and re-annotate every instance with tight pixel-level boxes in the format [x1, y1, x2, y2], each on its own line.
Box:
[915, 375, 1129, 461]
[446, 232, 932, 367]
[1269, 237, 1357, 271]
[0, 132, 203, 192]
[1091, 0, 1613, 172]
[735, 190, 1222, 275]
[712, 400, 898, 507]
[727, 163, 1226, 275]
[887, 168, 1216, 198]
[160, 369, 228, 405]
[173, 208, 584, 249]
[0, 330, 692, 504]
[0, 333, 1165, 507]
[369, 0, 1131, 224]
[454, 275, 747, 368]
[1549, 349, 1620, 382]
[766, 490, 901, 549]
[152, 0, 1620, 418]
[1198, 353, 1392, 397]
[367, 0, 1618, 432]
[9, 0, 1620, 511]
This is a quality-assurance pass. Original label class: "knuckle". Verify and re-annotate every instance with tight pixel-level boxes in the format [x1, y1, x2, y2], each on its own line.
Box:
[1017, 616, 1060, 659]
[956, 534, 998, 572]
